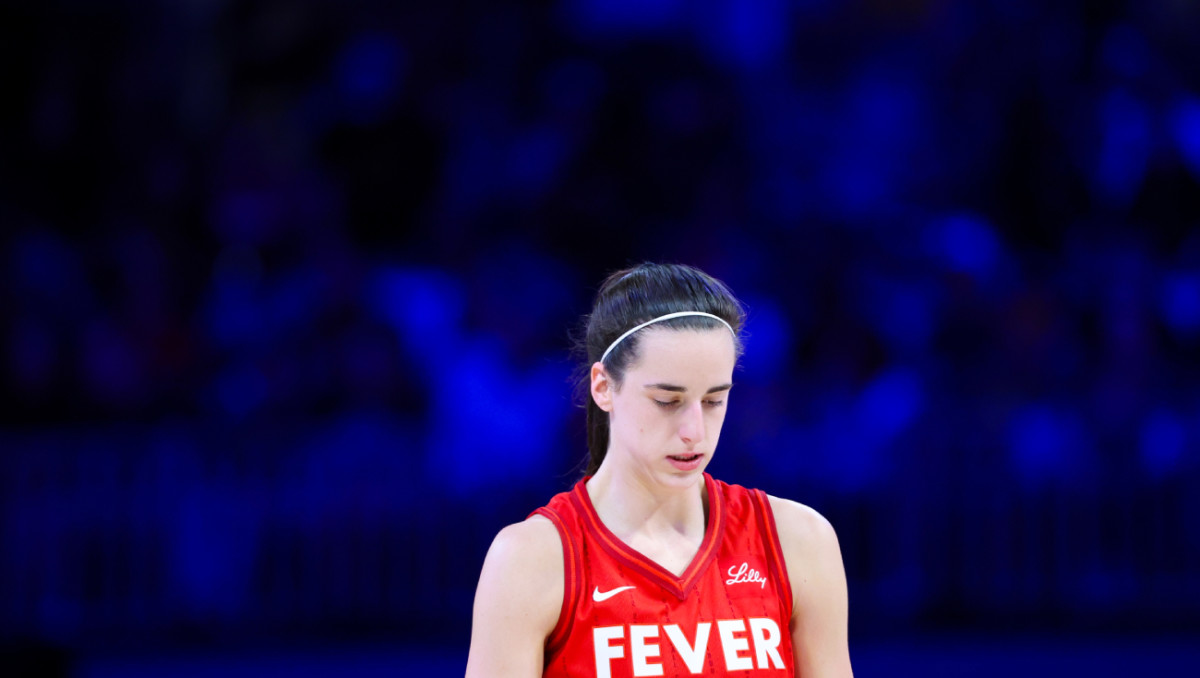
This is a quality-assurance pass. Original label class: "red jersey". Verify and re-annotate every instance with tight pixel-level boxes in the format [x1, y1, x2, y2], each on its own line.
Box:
[532, 473, 795, 678]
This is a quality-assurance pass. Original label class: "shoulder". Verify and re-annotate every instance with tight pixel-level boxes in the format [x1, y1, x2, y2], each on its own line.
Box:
[494, 513, 563, 558]
[467, 516, 564, 670]
[466, 515, 566, 677]
[764, 495, 847, 607]
[764, 495, 841, 555]
[475, 514, 565, 621]
[482, 513, 565, 592]
[763, 496, 854, 676]
[710, 478, 840, 556]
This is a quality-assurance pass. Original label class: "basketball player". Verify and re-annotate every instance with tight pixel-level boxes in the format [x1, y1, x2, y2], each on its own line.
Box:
[466, 263, 853, 677]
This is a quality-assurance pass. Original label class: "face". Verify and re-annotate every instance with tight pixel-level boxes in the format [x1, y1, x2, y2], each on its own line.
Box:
[591, 327, 737, 488]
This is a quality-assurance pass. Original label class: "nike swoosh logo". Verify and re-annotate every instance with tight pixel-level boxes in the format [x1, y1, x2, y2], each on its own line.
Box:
[593, 585, 636, 602]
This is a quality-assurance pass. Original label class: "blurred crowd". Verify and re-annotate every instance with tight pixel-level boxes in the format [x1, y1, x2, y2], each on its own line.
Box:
[2, 0, 1199, 653]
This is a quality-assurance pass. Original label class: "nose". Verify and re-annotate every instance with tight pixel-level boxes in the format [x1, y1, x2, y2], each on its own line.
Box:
[678, 400, 706, 446]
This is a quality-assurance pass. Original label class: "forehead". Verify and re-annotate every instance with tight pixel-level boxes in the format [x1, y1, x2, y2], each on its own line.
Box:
[627, 327, 736, 380]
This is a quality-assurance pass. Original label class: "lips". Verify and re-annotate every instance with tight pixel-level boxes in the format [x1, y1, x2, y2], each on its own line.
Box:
[667, 453, 704, 471]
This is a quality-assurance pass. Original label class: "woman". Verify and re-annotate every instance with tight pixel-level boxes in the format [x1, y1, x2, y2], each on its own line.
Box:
[466, 262, 853, 678]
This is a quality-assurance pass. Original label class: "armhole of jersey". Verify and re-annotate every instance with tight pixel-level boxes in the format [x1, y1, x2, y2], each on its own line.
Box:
[532, 507, 579, 654]
[753, 489, 795, 620]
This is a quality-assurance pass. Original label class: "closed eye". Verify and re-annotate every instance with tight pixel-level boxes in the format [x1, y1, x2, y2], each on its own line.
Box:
[654, 399, 725, 409]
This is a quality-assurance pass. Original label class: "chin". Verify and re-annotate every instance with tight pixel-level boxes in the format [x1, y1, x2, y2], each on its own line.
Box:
[659, 458, 709, 485]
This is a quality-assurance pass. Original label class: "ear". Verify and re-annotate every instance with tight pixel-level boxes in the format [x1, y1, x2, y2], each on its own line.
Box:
[590, 361, 615, 412]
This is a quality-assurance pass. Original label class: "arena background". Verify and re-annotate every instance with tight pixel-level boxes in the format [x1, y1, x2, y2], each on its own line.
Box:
[3, 1, 1200, 676]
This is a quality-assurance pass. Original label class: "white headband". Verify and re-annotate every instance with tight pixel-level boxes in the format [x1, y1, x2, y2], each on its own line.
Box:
[599, 311, 735, 364]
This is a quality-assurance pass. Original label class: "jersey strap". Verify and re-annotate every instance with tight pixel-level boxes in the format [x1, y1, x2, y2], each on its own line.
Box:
[751, 488, 794, 618]
[530, 506, 581, 654]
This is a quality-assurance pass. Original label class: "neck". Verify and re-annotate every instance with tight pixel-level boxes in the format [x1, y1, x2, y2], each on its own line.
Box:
[585, 458, 709, 542]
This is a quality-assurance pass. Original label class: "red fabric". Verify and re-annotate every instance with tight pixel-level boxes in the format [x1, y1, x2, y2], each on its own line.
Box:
[532, 473, 795, 677]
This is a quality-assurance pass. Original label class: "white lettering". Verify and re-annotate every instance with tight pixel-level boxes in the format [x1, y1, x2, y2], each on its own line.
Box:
[594, 618, 783, 674]
[717, 619, 753, 671]
[630, 625, 663, 676]
[725, 562, 767, 589]
[663, 622, 711, 674]
[594, 626, 625, 678]
[749, 618, 785, 669]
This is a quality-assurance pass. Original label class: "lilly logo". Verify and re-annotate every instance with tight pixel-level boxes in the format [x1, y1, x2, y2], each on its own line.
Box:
[725, 562, 767, 589]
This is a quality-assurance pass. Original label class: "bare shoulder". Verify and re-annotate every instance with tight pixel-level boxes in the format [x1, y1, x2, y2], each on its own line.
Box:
[466, 515, 565, 678]
[764, 498, 854, 676]
[766, 495, 841, 554]
[478, 514, 564, 615]
[488, 513, 563, 571]
[764, 495, 846, 597]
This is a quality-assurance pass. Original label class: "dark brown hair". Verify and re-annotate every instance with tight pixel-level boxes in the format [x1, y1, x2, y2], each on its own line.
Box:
[572, 262, 746, 476]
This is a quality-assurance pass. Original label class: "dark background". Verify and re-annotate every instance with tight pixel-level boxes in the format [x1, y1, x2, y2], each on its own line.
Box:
[3, 0, 1200, 676]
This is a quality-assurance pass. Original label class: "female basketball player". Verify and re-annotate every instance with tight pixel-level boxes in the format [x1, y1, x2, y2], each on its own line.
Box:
[466, 263, 853, 678]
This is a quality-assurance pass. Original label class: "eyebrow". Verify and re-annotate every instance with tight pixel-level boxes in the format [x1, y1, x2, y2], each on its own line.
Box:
[643, 382, 734, 394]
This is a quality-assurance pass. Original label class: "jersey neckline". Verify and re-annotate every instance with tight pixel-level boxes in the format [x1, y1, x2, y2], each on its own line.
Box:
[569, 472, 726, 601]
